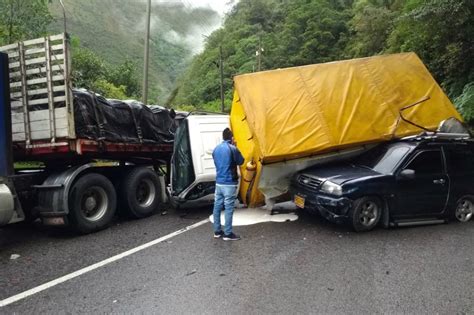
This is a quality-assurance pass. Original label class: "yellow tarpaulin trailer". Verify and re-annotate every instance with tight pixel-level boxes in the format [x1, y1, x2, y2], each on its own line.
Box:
[230, 53, 462, 207]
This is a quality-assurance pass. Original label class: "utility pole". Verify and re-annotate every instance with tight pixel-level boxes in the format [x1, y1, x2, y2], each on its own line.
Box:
[142, 0, 151, 104]
[219, 45, 224, 113]
[258, 35, 261, 71]
[59, 0, 67, 35]
[256, 34, 264, 71]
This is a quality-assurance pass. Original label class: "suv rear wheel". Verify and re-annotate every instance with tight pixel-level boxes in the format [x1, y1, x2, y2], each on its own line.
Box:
[350, 196, 382, 232]
[454, 195, 474, 223]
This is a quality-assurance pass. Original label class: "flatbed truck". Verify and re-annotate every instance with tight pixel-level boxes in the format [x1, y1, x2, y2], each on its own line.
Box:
[0, 34, 229, 234]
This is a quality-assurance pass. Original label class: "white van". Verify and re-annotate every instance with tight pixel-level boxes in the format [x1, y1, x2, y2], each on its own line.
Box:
[169, 114, 229, 208]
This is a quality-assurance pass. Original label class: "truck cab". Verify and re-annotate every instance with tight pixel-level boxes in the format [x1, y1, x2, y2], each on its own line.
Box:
[169, 114, 229, 209]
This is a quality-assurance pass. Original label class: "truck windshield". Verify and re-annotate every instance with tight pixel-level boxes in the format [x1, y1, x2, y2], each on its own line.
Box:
[353, 144, 411, 174]
[171, 120, 195, 195]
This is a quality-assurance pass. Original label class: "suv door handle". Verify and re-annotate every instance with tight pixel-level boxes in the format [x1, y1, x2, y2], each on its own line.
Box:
[433, 179, 446, 185]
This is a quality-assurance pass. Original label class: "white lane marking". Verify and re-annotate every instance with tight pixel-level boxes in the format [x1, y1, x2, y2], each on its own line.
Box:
[0, 218, 210, 308]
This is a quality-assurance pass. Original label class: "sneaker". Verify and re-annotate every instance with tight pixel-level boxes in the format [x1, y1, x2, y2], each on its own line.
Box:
[223, 233, 241, 241]
[213, 230, 224, 238]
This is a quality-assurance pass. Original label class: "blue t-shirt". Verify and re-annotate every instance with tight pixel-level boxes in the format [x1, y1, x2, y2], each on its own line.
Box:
[212, 140, 244, 185]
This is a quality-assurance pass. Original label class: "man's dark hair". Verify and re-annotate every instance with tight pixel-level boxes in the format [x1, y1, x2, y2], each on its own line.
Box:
[223, 128, 233, 141]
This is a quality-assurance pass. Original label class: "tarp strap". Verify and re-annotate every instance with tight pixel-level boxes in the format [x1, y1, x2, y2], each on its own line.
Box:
[127, 103, 143, 144]
[91, 93, 106, 142]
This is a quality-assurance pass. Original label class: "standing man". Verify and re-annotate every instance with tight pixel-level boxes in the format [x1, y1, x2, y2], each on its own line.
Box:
[212, 127, 244, 241]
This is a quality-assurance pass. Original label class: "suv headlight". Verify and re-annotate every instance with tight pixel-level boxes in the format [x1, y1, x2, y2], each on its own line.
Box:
[320, 181, 342, 196]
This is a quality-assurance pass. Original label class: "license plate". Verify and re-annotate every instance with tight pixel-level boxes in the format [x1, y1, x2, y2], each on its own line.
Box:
[294, 195, 305, 208]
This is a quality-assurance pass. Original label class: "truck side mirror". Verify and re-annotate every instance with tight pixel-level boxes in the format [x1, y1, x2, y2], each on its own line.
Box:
[399, 169, 415, 179]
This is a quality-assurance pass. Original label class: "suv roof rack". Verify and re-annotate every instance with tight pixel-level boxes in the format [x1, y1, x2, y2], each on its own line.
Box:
[402, 132, 472, 142]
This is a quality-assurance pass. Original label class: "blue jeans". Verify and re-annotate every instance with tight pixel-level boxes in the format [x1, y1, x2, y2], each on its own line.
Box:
[213, 184, 238, 235]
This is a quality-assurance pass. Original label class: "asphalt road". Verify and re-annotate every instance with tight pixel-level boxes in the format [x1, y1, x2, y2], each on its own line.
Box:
[0, 204, 473, 314]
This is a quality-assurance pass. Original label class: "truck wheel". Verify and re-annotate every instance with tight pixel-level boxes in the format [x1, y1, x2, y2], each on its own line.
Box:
[68, 173, 117, 234]
[350, 196, 382, 232]
[120, 167, 161, 219]
[453, 195, 473, 222]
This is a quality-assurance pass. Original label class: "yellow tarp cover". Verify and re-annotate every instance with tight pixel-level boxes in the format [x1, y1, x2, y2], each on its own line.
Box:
[230, 53, 462, 206]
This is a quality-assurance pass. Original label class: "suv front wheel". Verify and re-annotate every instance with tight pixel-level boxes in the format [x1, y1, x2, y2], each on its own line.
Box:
[350, 196, 382, 232]
[454, 195, 474, 223]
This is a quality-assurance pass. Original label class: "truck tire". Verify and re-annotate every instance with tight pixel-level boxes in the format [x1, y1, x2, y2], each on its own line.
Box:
[350, 196, 382, 232]
[68, 173, 117, 234]
[120, 167, 162, 219]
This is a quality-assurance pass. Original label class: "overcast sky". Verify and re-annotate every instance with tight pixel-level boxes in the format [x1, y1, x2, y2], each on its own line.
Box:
[189, 0, 236, 15]
[149, 0, 238, 53]
[150, 0, 236, 16]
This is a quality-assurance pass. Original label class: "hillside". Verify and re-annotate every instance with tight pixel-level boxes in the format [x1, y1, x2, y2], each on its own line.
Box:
[173, 0, 474, 124]
[48, 0, 221, 103]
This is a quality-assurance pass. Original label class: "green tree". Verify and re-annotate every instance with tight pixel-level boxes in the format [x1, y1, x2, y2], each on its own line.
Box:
[345, 0, 397, 57]
[71, 45, 141, 100]
[0, 0, 52, 45]
[454, 83, 474, 124]
[176, 104, 197, 112]
[106, 60, 141, 99]
[387, 0, 474, 96]
[272, 0, 350, 66]
[72, 47, 107, 90]
[93, 79, 127, 100]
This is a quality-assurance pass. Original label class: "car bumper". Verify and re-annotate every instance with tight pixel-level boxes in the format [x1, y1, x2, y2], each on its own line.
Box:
[294, 192, 353, 224]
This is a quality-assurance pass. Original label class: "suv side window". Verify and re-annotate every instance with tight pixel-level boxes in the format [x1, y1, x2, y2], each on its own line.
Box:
[446, 146, 474, 175]
[404, 150, 444, 175]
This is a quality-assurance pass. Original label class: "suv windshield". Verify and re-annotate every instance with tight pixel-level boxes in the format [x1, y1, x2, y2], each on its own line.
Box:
[353, 143, 411, 174]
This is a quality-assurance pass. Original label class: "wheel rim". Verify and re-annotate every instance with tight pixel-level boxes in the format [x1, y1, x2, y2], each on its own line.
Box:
[359, 201, 379, 227]
[455, 198, 473, 222]
[136, 178, 156, 207]
[80, 186, 108, 222]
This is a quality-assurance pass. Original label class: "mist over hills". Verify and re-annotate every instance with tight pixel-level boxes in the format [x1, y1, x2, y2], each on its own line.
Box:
[48, 0, 226, 103]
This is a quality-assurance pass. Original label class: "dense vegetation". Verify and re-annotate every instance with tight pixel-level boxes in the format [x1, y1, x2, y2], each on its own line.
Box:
[0, 0, 218, 103]
[0, 0, 142, 100]
[0, 0, 52, 44]
[0, 0, 473, 124]
[47, 0, 211, 103]
[172, 0, 474, 125]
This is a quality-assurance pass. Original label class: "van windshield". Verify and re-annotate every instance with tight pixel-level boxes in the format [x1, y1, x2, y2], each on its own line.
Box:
[171, 120, 195, 195]
[353, 144, 411, 174]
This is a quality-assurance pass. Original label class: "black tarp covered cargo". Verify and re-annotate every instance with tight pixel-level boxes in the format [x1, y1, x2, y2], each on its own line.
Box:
[73, 90, 175, 144]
